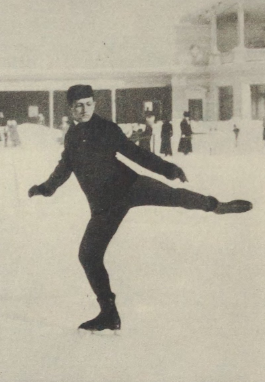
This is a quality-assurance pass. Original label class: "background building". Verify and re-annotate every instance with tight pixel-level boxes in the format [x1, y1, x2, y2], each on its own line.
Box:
[173, 0, 265, 122]
[1, 0, 265, 126]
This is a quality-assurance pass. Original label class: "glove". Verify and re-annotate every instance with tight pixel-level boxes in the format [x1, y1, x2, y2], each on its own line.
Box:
[28, 185, 42, 198]
[166, 165, 188, 183]
[177, 168, 188, 183]
[28, 184, 54, 197]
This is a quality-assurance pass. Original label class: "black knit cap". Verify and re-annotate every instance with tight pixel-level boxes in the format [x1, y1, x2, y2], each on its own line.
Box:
[183, 111, 190, 117]
[67, 84, 94, 105]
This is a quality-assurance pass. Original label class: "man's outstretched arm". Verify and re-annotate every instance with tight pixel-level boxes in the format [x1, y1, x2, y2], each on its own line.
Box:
[28, 146, 73, 198]
[114, 125, 188, 182]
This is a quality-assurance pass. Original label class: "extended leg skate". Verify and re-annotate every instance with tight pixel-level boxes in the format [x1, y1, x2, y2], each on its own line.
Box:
[214, 200, 253, 215]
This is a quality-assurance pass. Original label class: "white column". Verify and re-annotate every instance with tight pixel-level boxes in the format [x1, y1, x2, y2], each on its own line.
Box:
[49, 90, 54, 129]
[211, 8, 219, 54]
[210, 8, 220, 65]
[234, 2, 246, 62]
[171, 75, 188, 122]
[237, 2, 245, 49]
[111, 88, 116, 122]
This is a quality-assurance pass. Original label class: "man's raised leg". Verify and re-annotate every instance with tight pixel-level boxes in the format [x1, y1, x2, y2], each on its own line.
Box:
[126, 176, 252, 214]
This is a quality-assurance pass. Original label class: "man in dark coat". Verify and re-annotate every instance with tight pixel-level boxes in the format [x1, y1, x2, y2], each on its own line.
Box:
[160, 120, 173, 156]
[28, 85, 252, 332]
[178, 111, 193, 155]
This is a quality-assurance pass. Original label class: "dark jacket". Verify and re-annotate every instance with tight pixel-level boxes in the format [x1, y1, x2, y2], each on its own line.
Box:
[180, 118, 192, 137]
[139, 125, 152, 151]
[178, 118, 193, 155]
[160, 122, 173, 155]
[39, 113, 181, 212]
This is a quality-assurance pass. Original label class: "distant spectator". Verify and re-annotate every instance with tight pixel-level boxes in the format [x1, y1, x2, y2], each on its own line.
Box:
[5, 120, 12, 146]
[263, 117, 265, 142]
[0, 111, 6, 126]
[3, 126, 8, 147]
[38, 113, 45, 125]
[8, 120, 21, 147]
[60, 116, 70, 145]
[160, 120, 173, 156]
[139, 112, 155, 152]
[130, 124, 140, 145]
[233, 124, 240, 147]
[0, 112, 6, 143]
[178, 111, 193, 155]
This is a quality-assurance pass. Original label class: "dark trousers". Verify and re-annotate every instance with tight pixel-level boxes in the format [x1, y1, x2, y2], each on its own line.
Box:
[78, 176, 218, 300]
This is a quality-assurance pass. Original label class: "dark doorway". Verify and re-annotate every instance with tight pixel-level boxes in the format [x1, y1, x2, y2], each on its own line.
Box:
[0, 91, 49, 125]
[189, 99, 203, 121]
[219, 86, 233, 120]
[116, 86, 172, 124]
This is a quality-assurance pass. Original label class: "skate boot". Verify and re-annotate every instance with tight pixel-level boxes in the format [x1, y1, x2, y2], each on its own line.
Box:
[78, 293, 121, 332]
[214, 200, 253, 215]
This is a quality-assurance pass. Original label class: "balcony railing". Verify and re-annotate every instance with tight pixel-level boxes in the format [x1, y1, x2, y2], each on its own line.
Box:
[219, 48, 265, 64]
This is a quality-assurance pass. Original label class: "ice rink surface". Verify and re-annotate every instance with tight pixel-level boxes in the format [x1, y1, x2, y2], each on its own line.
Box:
[0, 123, 265, 382]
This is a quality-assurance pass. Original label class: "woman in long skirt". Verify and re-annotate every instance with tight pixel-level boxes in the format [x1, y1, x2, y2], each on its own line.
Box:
[160, 120, 173, 156]
[178, 112, 193, 155]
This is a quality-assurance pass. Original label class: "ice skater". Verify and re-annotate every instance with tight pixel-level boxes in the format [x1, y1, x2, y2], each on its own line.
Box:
[28, 85, 252, 333]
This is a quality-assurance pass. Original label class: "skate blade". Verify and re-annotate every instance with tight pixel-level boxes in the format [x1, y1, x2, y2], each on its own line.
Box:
[77, 328, 120, 336]
[90, 329, 120, 336]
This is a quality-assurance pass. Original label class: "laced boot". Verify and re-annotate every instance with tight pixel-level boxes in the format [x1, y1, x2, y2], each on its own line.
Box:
[78, 293, 121, 332]
[214, 200, 253, 214]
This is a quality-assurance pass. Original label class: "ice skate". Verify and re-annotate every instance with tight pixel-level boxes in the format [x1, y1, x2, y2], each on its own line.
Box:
[214, 200, 253, 215]
[78, 294, 121, 332]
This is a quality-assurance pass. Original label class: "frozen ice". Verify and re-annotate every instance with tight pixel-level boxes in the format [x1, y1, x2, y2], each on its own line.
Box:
[0, 122, 264, 382]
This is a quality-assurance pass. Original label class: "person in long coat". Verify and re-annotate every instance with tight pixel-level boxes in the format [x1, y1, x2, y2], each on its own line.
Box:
[178, 111, 193, 155]
[6, 120, 21, 147]
[9, 120, 21, 146]
[139, 122, 153, 152]
[160, 120, 173, 156]
[28, 85, 252, 333]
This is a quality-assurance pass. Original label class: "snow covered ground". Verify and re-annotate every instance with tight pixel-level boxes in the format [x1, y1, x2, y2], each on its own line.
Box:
[0, 123, 265, 382]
